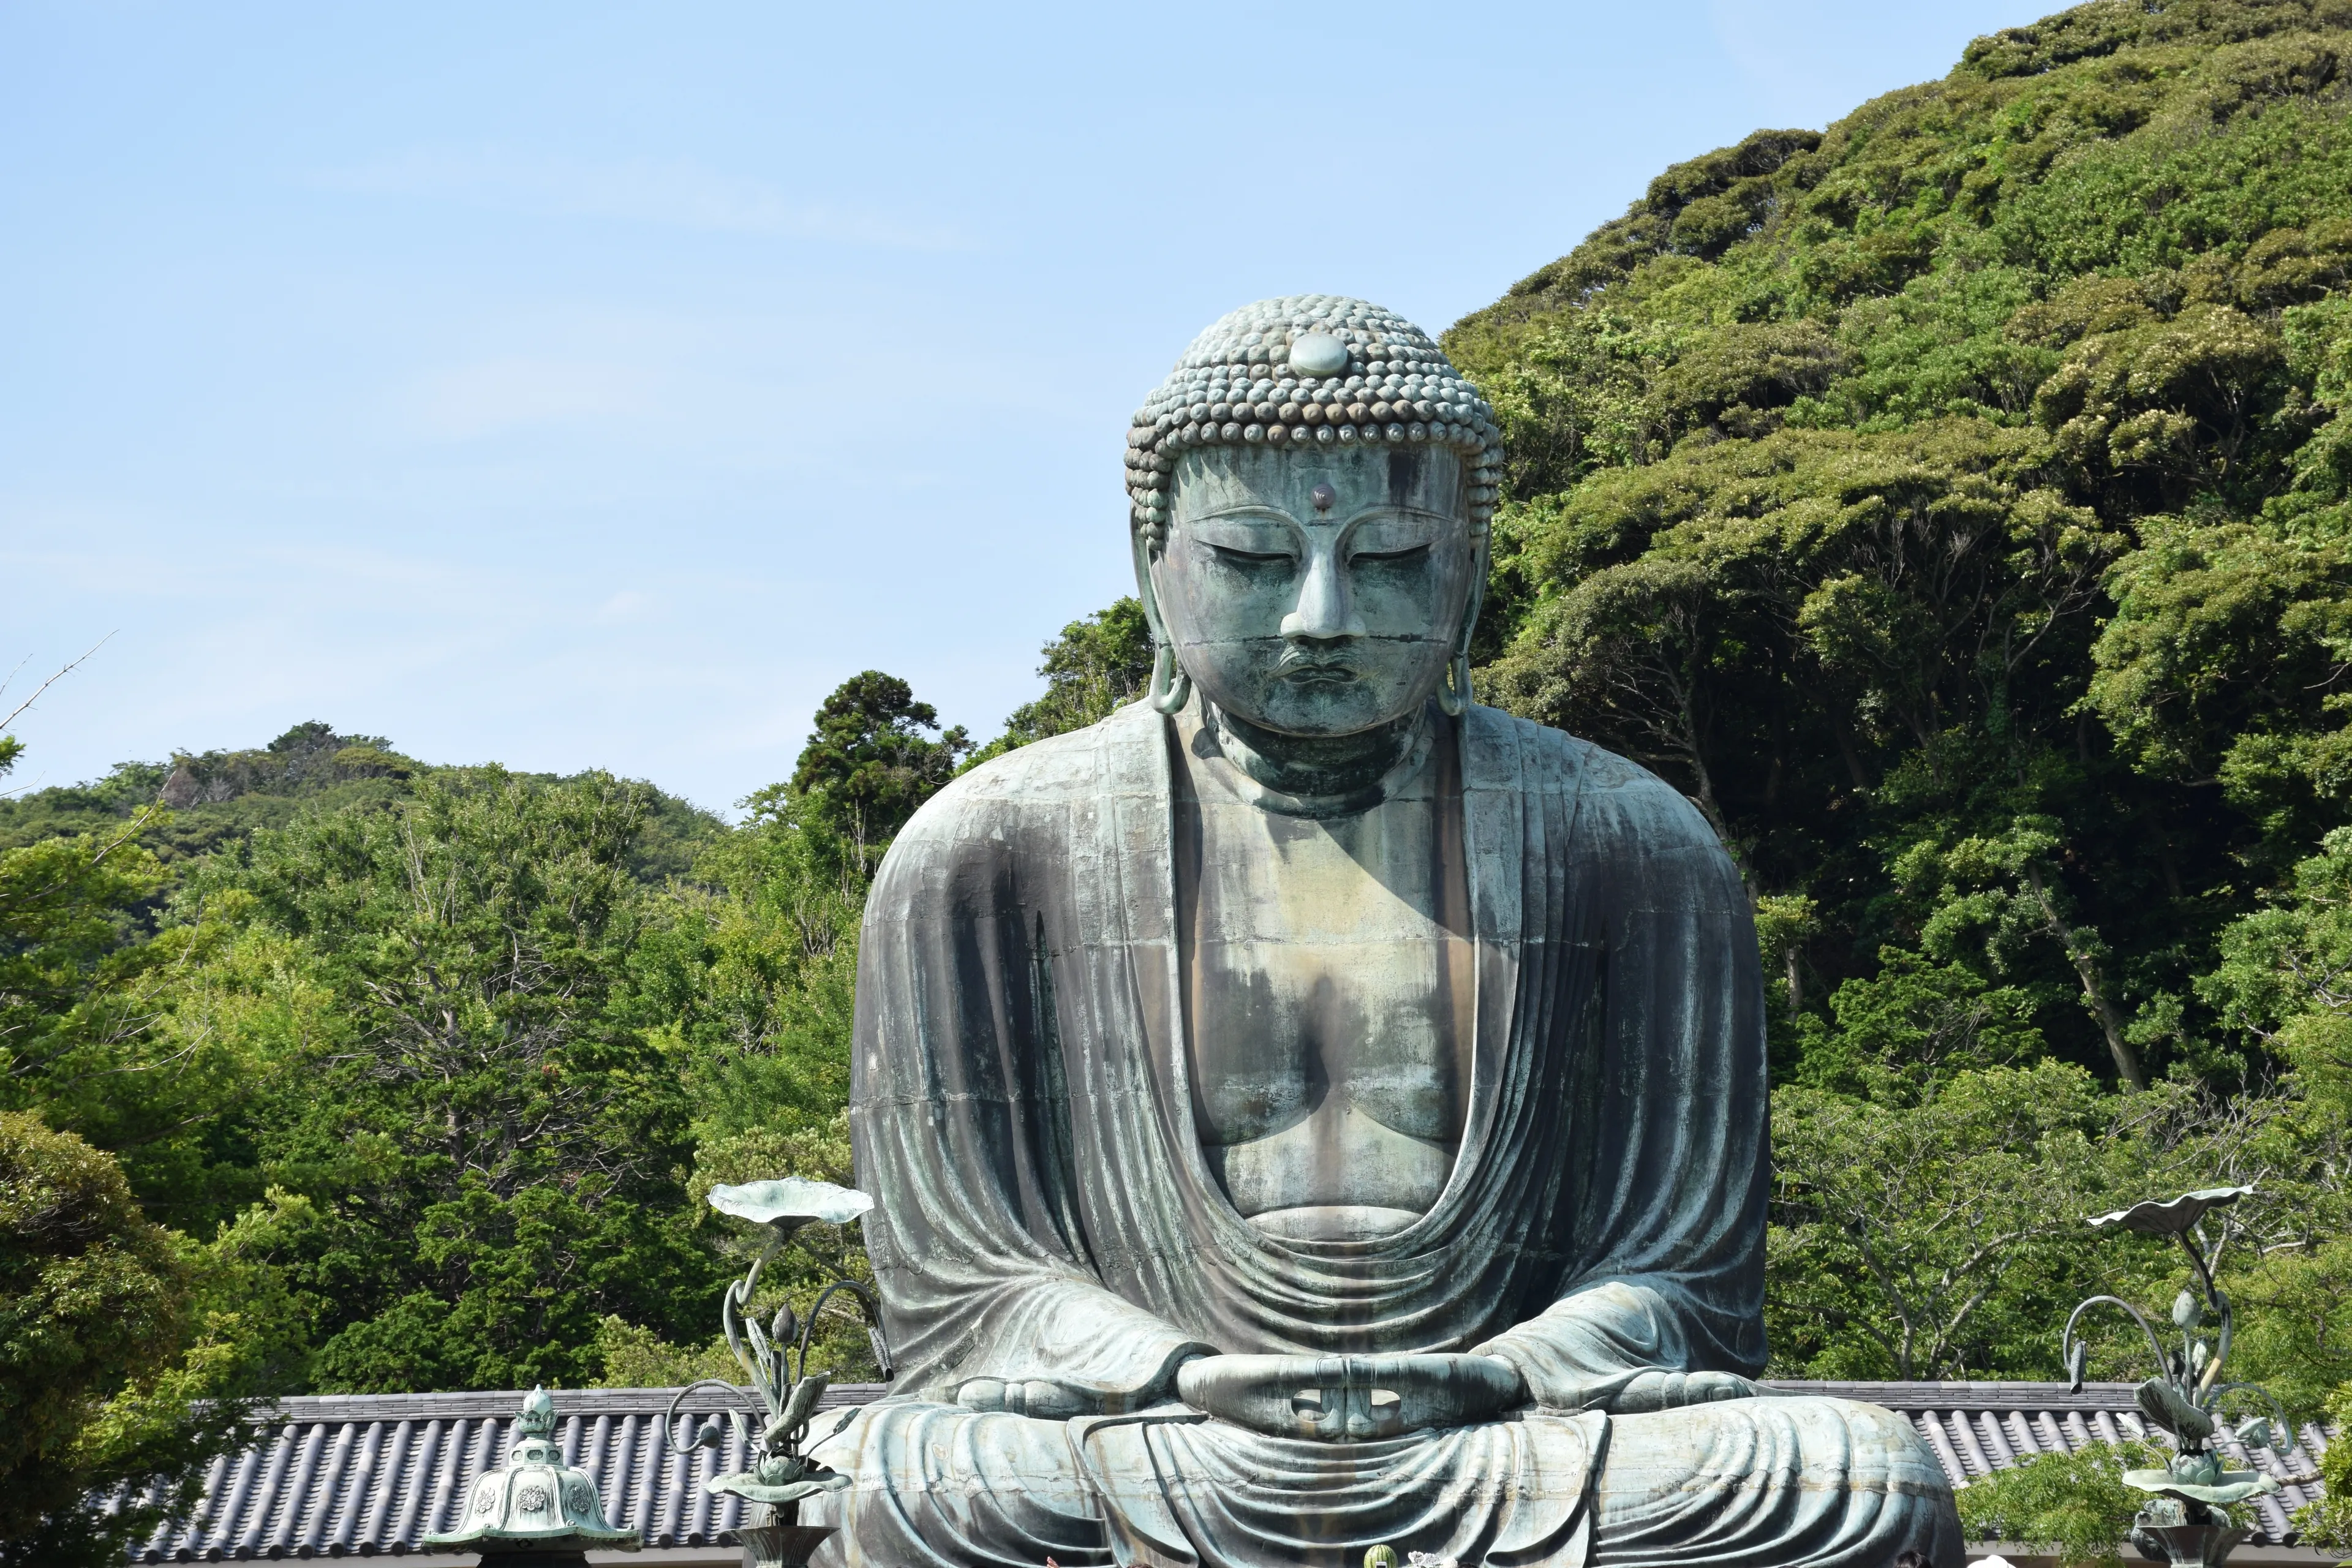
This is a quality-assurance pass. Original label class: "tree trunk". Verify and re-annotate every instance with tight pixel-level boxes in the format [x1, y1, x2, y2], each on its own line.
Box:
[2022, 862, 2146, 1089]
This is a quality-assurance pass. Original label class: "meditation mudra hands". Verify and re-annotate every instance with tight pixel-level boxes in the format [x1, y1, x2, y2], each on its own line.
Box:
[1171, 1355, 1762, 1438]
[950, 1357, 1765, 1436]
[948, 1355, 1524, 1436]
[1175, 1353, 1525, 1441]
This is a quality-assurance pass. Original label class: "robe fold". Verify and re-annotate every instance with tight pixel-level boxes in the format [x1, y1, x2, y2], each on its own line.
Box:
[820, 699, 1957, 1567]
[852, 698, 1765, 1397]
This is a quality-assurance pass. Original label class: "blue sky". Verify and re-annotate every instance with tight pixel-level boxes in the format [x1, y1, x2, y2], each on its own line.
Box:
[2, 0, 2053, 814]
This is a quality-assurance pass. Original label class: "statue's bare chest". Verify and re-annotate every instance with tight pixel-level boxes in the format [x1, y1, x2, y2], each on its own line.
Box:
[1172, 721, 1474, 1240]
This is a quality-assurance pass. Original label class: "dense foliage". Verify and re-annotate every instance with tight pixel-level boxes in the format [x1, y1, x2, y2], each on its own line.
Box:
[1953, 1439, 2168, 1567]
[1445, 0, 2352, 1390]
[0, 742, 288, 1561]
[0, 607, 1139, 1549]
[788, 672, 972, 874]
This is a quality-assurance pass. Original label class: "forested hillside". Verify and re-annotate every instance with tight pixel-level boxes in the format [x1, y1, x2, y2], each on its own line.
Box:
[13, 0, 2352, 1557]
[1441, 0, 2352, 1425]
[0, 611, 1150, 1560]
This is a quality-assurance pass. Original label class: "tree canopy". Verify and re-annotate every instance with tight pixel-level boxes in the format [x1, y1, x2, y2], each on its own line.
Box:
[1444, 0, 2352, 1394]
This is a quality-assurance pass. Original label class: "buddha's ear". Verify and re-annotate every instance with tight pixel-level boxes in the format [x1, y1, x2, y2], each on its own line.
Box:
[1130, 526, 1193, 717]
[1130, 524, 1171, 643]
[1459, 527, 1490, 655]
[1441, 529, 1489, 718]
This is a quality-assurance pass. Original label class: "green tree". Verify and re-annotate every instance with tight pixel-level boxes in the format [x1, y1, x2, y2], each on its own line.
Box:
[183, 767, 720, 1392]
[2294, 1381, 2352, 1553]
[790, 672, 971, 873]
[0, 733, 296, 1558]
[1768, 1063, 2187, 1379]
[1449, 0, 2352, 1379]
[1954, 1439, 2168, 1568]
[970, 597, 1156, 765]
[2193, 826, 2352, 1411]
[592, 746, 895, 1385]
[0, 1112, 271, 1567]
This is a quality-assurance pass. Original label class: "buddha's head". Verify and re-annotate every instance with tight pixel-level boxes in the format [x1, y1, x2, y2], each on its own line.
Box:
[1126, 296, 1502, 738]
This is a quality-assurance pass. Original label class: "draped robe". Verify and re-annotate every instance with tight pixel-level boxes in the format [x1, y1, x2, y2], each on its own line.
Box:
[811, 700, 1959, 1568]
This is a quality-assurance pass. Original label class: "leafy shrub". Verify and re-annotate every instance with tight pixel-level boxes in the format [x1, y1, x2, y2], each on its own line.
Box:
[1956, 1439, 2167, 1568]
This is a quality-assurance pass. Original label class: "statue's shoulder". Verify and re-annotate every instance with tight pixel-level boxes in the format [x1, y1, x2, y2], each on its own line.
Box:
[947, 701, 1158, 805]
[880, 702, 1160, 862]
[1463, 704, 1722, 854]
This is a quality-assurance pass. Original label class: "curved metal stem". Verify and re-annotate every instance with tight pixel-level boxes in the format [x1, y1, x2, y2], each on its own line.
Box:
[793, 1278, 885, 1381]
[658, 1378, 763, 1459]
[2063, 1294, 2174, 1384]
[2178, 1228, 2233, 1395]
[722, 1237, 782, 1408]
[2204, 1382, 2293, 1449]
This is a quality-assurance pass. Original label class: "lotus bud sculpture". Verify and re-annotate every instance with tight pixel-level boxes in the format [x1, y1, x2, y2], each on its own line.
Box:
[661, 1177, 888, 1568]
[2061, 1186, 2288, 1568]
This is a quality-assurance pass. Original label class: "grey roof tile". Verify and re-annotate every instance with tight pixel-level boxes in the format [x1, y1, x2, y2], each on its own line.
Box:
[126, 1381, 2336, 1560]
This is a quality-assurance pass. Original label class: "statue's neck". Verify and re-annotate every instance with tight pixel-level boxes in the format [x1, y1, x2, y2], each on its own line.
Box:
[1204, 701, 1430, 812]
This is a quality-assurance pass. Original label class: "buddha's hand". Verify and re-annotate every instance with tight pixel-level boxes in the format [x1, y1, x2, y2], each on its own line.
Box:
[950, 1378, 1096, 1419]
[1175, 1353, 1525, 1442]
[1578, 1369, 1765, 1414]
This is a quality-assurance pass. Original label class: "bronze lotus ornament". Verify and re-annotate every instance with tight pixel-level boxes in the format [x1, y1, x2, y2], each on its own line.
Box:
[2088, 1186, 2260, 1239]
[662, 1178, 888, 1568]
[2062, 1186, 2293, 1568]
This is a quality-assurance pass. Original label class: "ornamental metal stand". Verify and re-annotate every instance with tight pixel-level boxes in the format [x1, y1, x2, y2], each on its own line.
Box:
[2062, 1187, 2291, 1568]
[420, 1387, 641, 1565]
[661, 1178, 890, 1568]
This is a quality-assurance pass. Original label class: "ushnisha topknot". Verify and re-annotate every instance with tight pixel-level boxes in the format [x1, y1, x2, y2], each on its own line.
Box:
[1126, 295, 1504, 546]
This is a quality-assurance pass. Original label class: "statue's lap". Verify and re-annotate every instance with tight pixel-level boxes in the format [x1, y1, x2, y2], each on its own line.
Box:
[806, 1394, 1959, 1568]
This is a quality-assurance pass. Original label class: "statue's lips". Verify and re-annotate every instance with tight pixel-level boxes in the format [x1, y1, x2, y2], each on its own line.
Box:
[1278, 662, 1359, 686]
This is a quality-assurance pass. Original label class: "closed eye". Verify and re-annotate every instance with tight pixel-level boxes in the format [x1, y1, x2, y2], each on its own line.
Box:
[1210, 545, 1296, 567]
[1351, 544, 1431, 565]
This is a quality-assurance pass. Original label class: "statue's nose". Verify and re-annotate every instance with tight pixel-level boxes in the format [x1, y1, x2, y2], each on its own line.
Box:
[1279, 548, 1364, 642]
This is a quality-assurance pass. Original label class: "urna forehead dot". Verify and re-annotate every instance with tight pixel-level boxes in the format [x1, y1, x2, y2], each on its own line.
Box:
[1288, 333, 1349, 375]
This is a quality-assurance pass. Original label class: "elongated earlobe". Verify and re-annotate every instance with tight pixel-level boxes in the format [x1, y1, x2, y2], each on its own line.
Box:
[1149, 641, 1193, 715]
[1440, 539, 1487, 718]
[1134, 527, 1191, 716]
[1437, 649, 1471, 717]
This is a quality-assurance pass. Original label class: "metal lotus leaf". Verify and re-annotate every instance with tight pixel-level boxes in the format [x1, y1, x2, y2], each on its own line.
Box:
[2136, 1377, 2216, 1446]
[707, 1178, 874, 1233]
[2089, 1186, 2253, 1237]
[2123, 1452, 2280, 1509]
[706, 1449, 852, 1507]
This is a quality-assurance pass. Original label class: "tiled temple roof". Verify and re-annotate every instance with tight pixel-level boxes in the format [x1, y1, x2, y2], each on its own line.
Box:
[123, 1381, 2335, 1562]
[1776, 1382, 2334, 1550]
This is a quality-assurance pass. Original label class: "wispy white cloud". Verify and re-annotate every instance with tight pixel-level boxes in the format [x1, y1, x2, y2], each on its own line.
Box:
[322, 148, 973, 251]
[596, 589, 652, 623]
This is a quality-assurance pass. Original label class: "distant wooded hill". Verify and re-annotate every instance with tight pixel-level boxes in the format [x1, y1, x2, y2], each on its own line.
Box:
[0, 720, 722, 889]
